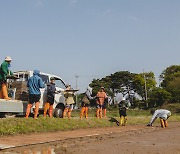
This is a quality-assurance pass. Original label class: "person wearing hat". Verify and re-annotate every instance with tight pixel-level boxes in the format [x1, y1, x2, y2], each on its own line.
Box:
[96, 87, 107, 118]
[118, 97, 130, 126]
[0, 56, 13, 100]
[63, 84, 75, 118]
[80, 86, 94, 119]
[44, 77, 57, 118]
[147, 109, 171, 128]
[26, 70, 45, 119]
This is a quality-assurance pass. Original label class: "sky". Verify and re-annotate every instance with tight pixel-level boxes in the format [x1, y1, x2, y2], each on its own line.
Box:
[0, 0, 180, 92]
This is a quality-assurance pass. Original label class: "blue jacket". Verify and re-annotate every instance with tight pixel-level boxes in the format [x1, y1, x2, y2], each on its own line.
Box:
[27, 70, 45, 95]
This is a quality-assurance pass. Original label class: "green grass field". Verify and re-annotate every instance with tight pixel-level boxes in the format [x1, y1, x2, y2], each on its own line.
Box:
[0, 106, 180, 137]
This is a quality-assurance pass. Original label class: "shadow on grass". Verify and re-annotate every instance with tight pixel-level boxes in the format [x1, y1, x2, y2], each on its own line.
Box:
[109, 117, 120, 126]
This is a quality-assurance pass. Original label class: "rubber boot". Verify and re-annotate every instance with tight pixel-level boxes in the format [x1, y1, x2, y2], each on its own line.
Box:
[103, 109, 107, 118]
[80, 107, 85, 119]
[43, 102, 50, 117]
[99, 108, 102, 119]
[120, 116, 124, 126]
[123, 116, 127, 126]
[1, 83, 10, 100]
[34, 102, 39, 119]
[85, 107, 88, 119]
[68, 110, 72, 118]
[49, 105, 53, 118]
[96, 109, 100, 118]
[160, 119, 165, 128]
[25, 104, 32, 118]
[63, 108, 68, 118]
[164, 120, 168, 127]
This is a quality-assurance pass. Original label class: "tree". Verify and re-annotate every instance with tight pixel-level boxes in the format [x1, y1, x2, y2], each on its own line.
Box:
[132, 72, 156, 100]
[148, 87, 171, 107]
[160, 65, 180, 102]
[90, 71, 156, 106]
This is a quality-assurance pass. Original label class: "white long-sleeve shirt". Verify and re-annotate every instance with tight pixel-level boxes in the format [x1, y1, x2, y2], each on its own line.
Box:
[149, 109, 171, 125]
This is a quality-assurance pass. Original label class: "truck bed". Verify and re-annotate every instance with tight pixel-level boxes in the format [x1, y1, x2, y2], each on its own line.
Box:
[0, 99, 28, 113]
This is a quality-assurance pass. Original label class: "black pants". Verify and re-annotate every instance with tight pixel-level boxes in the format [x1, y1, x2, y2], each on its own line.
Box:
[119, 108, 127, 117]
[28, 94, 41, 104]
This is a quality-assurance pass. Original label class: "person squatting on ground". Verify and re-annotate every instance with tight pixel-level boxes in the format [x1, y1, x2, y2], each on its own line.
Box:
[119, 97, 130, 126]
[0, 56, 13, 100]
[26, 70, 45, 119]
[96, 87, 107, 118]
[80, 86, 94, 119]
[44, 77, 58, 118]
[147, 109, 171, 128]
[63, 85, 75, 118]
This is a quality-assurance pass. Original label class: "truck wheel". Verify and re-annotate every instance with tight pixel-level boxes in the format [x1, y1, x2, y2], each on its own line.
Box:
[54, 106, 64, 118]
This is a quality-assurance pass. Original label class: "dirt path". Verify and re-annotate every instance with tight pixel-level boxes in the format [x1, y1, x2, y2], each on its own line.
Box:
[1, 122, 180, 154]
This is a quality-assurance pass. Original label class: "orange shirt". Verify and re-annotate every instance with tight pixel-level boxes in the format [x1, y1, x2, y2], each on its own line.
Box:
[96, 91, 107, 105]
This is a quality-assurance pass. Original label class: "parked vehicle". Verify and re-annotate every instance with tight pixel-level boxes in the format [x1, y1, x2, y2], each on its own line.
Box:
[0, 70, 68, 118]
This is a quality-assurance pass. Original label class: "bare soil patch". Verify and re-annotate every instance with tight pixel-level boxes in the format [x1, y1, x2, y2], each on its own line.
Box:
[1, 122, 180, 154]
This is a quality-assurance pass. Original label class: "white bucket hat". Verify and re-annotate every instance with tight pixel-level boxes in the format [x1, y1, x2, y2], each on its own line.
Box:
[5, 56, 12, 61]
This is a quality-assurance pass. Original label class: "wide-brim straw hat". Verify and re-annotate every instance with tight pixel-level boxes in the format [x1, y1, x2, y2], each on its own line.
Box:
[5, 56, 12, 61]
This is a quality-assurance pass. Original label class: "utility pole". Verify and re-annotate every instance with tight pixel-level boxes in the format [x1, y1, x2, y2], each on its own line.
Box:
[75, 75, 79, 107]
[143, 70, 148, 108]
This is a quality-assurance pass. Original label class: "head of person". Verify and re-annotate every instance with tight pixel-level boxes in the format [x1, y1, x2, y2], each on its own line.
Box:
[50, 77, 55, 83]
[150, 109, 155, 115]
[100, 86, 105, 92]
[5, 56, 12, 64]
[66, 84, 71, 90]
[33, 70, 40, 76]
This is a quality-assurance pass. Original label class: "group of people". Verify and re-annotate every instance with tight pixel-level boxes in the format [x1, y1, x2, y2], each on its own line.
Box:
[0, 56, 172, 127]
[80, 86, 108, 119]
[26, 72, 75, 119]
[80, 86, 172, 128]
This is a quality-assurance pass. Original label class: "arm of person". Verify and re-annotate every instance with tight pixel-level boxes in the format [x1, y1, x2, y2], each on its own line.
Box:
[86, 90, 94, 100]
[148, 111, 158, 125]
[1, 62, 8, 75]
[39, 78, 45, 88]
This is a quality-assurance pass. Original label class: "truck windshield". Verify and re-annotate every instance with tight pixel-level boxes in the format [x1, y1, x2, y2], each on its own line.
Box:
[39, 74, 49, 84]
[55, 79, 66, 89]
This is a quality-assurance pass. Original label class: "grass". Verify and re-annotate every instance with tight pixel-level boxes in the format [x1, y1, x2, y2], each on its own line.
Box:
[0, 106, 180, 137]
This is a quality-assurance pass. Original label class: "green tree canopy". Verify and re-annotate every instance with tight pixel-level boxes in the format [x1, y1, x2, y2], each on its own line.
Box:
[160, 65, 180, 102]
[90, 71, 156, 102]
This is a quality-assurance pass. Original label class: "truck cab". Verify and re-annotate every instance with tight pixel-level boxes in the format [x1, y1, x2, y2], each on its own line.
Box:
[4, 70, 67, 118]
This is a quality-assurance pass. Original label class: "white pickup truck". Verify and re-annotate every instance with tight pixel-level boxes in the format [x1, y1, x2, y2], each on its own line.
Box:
[0, 70, 68, 118]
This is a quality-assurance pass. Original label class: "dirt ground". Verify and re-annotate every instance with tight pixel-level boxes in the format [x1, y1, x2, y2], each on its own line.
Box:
[1, 122, 180, 154]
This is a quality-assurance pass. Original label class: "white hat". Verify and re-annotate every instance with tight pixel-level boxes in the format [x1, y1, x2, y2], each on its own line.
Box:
[5, 56, 12, 61]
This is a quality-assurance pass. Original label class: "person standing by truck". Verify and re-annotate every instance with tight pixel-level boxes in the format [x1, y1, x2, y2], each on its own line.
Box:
[96, 87, 107, 118]
[25, 70, 45, 119]
[44, 77, 57, 118]
[63, 85, 75, 118]
[0, 56, 13, 100]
